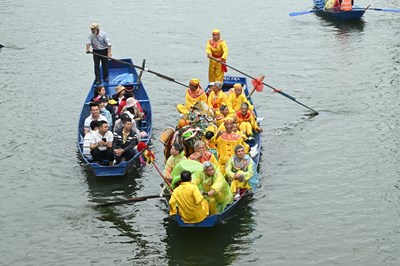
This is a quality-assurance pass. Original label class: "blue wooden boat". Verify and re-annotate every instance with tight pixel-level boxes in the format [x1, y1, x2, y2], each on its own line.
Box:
[166, 75, 262, 228]
[313, 0, 365, 21]
[78, 58, 152, 177]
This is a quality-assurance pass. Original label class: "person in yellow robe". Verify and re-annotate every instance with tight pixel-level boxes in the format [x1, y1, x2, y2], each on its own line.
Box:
[226, 83, 254, 112]
[212, 118, 249, 174]
[215, 105, 235, 129]
[225, 145, 256, 200]
[236, 102, 263, 137]
[192, 161, 233, 215]
[206, 29, 228, 82]
[169, 170, 209, 223]
[177, 78, 207, 114]
[188, 140, 219, 168]
[207, 81, 227, 113]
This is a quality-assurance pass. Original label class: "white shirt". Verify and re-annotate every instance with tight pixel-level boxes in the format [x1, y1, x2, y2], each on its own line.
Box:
[84, 114, 108, 131]
[86, 30, 111, 50]
[90, 130, 114, 151]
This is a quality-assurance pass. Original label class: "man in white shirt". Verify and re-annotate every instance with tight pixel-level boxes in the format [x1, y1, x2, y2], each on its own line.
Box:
[90, 120, 114, 166]
[84, 103, 107, 135]
[85, 22, 112, 84]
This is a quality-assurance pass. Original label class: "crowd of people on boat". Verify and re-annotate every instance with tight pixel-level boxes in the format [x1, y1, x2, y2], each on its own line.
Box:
[82, 84, 147, 166]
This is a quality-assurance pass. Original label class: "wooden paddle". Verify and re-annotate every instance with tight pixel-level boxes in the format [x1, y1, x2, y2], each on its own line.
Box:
[210, 57, 319, 115]
[95, 194, 163, 208]
[87, 51, 187, 88]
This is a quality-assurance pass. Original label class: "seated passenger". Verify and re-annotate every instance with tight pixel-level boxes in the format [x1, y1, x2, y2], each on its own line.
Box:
[84, 102, 107, 135]
[215, 104, 235, 129]
[112, 117, 139, 165]
[91, 85, 109, 102]
[83, 120, 100, 156]
[114, 113, 140, 136]
[163, 143, 187, 182]
[112, 85, 127, 116]
[121, 97, 145, 125]
[169, 170, 209, 224]
[207, 81, 227, 113]
[204, 131, 218, 160]
[177, 78, 207, 115]
[226, 83, 254, 112]
[89, 120, 114, 166]
[96, 98, 113, 130]
[236, 102, 262, 138]
[189, 140, 219, 168]
[225, 145, 257, 200]
[192, 161, 233, 214]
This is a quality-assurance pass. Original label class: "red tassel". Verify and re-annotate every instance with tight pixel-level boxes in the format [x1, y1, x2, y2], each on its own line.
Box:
[252, 75, 265, 92]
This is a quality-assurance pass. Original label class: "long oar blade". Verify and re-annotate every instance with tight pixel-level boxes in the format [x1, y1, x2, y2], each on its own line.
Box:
[289, 10, 319, 16]
[95, 194, 162, 208]
[369, 7, 400, 12]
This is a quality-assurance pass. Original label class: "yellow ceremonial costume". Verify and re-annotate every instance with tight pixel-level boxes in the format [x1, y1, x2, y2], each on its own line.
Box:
[227, 89, 254, 112]
[177, 79, 207, 114]
[207, 90, 227, 112]
[206, 29, 228, 82]
[236, 110, 258, 136]
[225, 156, 255, 193]
[212, 132, 249, 174]
[169, 181, 209, 224]
[192, 164, 233, 214]
[189, 151, 219, 169]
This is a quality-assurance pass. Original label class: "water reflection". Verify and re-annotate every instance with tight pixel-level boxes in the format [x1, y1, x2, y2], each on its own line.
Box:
[317, 16, 366, 33]
[163, 197, 255, 266]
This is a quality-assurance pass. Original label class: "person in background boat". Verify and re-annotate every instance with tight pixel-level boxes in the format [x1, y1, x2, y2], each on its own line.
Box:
[324, 0, 353, 11]
[83, 120, 100, 156]
[89, 120, 114, 166]
[112, 85, 127, 116]
[85, 23, 112, 85]
[206, 29, 228, 82]
[96, 97, 113, 130]
[112, 117, 138, 165]
[189, 140, 219, 167]
[225, 145, 255, 200]
[163, 143, 187, 181]
[177, 78, 207, 115]
[169, 170, 209, 224]
[207, 81, 227, 113]
[226, 83, 254, 112]
[212, 118, 249, 174]
[192, 161, 233, 214]
[84, 102, 107, 135]
[236, 102, 262, 138]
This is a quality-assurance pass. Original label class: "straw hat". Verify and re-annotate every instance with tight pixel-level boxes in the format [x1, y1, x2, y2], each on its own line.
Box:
[90, 23, 99, 29]
[115, 85, 126, 94]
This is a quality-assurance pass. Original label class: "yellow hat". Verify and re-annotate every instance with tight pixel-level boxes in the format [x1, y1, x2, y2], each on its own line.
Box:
[233, 83, 242, 89]
[90, 23, 100, 29]
[212, 29, 220, 34]
[189, 78, 200, 86]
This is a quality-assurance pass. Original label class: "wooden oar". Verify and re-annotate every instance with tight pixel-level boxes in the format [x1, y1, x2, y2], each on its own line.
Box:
[95, 194, 163, 208]
[210, 57, 319, 115]
[87, 51, 187, 88]
[352, 7, 400, 12]
[289, 9, 321, 17]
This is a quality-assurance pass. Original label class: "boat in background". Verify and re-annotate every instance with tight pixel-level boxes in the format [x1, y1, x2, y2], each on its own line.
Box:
[313, 0, 366, 21]
[166, 75, 262, 228]
[78, 58, 152, 177]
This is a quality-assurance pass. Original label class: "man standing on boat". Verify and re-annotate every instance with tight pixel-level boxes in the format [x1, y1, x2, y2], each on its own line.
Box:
[86, 23, 112, 85]
[206, 29, 228, 82]
[169, 171, 209, 224]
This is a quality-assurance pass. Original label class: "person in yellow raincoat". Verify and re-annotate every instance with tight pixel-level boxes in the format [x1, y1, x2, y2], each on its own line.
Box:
[163, 143, 187, 182]
[206, 29, 228, 82]
[177, 78, 207, 114]
[225, 145, 255, 200]
[212, 118, 249, 174]
[236, 102, 263, 137]
[169, 170, 209, 223]
[207, 81, 227, 113]
[226, 83, 254, 112]
[192, 161, 233, 215]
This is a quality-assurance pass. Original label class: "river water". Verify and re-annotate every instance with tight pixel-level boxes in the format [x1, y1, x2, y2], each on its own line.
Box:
[1, 0, 399, 265]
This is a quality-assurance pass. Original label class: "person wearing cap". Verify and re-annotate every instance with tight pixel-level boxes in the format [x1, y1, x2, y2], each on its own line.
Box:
[226, 83, 254, 112]
[206, 29, 229, 82]
[86, 22, 112, 85]
[207, 81, 227, 112]
[177, 78, 207, 115]
[212, 118, 248, 174]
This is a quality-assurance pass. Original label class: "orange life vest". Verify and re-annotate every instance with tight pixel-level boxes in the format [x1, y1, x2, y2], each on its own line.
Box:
[340, 0, 352, 11]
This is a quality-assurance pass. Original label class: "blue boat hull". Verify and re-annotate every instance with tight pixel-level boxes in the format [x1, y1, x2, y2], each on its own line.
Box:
[168, 75, 262, 228]
[78, 59, 152, 177]
[313, 1, 365, 21]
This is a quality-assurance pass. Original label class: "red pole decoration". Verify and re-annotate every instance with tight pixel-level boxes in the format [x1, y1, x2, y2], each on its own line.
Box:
[251, 75, 265, 92]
